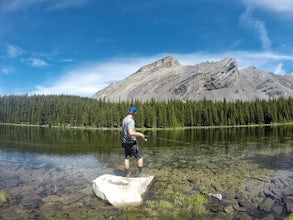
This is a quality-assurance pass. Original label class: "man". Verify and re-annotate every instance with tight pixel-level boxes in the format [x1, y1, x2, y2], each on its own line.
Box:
[122, 106, 146, 177]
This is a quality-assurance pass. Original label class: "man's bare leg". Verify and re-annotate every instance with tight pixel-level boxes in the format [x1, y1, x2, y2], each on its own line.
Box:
[124, 159, 130, 177]
[138, 157, 143, 174]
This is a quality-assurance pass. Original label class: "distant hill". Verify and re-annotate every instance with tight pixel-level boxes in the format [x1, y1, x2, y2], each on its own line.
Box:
[92, 56, 293, 102]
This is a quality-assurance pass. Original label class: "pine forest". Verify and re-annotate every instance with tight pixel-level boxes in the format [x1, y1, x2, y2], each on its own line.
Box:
[0, 95, 293, 129]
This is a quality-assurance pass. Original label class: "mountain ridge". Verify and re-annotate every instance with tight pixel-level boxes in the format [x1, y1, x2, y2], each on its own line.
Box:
[93, 56, 293, 102]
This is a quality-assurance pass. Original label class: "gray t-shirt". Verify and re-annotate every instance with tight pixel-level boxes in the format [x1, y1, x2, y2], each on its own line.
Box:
[122, 116, 136, 143]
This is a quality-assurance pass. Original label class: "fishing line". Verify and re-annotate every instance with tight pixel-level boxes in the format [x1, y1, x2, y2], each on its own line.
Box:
[156, 137, 192, 145]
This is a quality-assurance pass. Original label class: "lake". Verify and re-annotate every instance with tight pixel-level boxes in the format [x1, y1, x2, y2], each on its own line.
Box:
[0, 125, 292, 219]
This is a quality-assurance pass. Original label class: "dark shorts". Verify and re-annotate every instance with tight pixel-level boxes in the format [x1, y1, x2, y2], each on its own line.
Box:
[122, 141, 143, 160]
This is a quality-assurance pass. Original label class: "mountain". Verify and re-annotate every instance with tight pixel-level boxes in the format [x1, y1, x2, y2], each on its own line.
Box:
[92, 56, 293, 102]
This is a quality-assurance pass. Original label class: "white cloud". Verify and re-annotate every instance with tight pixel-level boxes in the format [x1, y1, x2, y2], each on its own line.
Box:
[1, 66, 14, 74]
[175, 51, 293, 73]
[242, 0, 293, 14]
[32, 57, 159, 97]
[32, 52, 293, 97]
[0, 0, 44, 12]
[0, 0, 91, 13]
[28, 58, 49, 67]
[21, 58, 49, 67]
[50, 0, 91, 11]
[6, 44, 23, 58]
[240, 8, 271, 51]
[274, 63, 285, 75]
[61, 58, 74, 63]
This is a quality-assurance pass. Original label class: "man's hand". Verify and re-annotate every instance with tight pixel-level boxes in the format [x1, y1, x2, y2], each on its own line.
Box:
[143, 135, 148, 142]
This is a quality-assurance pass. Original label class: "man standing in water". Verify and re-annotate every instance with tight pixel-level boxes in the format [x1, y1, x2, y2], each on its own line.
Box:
[122, 106, 147, 177]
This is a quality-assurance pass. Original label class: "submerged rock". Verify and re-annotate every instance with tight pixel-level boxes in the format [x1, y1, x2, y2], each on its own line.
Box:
[258, 197, 275, 212]
[92, 174, 154, 208]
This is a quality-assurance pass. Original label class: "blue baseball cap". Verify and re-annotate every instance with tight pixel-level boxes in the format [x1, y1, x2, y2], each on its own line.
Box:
[129, 106, 137, 114]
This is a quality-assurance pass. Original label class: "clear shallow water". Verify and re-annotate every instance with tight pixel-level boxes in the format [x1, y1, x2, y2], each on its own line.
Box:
[0, 125, 292, 219]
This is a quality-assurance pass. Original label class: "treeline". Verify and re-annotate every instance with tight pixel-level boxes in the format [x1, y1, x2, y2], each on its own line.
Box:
[0, 95, 293, 128]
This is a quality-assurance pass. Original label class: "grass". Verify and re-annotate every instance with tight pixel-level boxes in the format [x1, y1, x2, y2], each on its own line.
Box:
[285, 214, 293, 220]
[143, 187, 208, 219]
[0, 189, 9, 205]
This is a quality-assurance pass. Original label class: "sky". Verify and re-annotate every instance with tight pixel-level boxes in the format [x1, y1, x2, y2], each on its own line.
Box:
[1, 0, 293, 97]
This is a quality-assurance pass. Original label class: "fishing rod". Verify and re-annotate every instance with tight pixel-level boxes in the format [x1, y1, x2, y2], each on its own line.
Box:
[143, 135, 192, 145]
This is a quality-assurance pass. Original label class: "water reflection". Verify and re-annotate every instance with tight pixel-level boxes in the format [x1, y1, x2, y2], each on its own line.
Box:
[1, 125, 292, 154]
[0, 125, 121, 154]
[142, 125, 293, 149]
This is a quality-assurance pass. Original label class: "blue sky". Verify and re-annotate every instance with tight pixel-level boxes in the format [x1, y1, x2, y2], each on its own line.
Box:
[1, 0, 293, 97]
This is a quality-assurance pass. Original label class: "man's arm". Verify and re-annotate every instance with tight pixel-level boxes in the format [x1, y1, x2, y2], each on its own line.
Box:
[128, 128, 145, 139]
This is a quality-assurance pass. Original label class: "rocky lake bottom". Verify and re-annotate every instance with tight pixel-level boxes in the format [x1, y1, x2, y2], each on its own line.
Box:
[0, 126, 292, 219]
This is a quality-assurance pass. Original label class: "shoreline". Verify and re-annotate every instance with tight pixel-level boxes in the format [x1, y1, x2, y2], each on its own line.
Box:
[1, 122, 293, 131]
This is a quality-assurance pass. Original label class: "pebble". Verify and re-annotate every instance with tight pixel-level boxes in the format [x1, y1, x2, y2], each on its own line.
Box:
[224, 205, 234, 215]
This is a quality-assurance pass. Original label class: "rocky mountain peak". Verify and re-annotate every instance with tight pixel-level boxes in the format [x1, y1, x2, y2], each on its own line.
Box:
[93, 57, 293, 102]
[136, 56, 180, 73]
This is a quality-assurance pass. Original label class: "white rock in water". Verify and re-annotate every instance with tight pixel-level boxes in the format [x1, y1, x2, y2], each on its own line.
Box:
[92, 174, 154, 208]
[208, 193, 223, 201]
